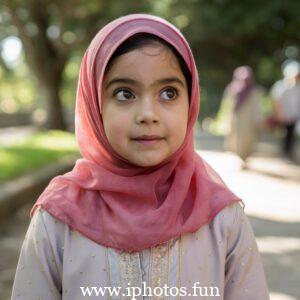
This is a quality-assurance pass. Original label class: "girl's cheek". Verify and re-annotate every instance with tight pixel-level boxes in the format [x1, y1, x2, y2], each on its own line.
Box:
[106, 117, 129, 139]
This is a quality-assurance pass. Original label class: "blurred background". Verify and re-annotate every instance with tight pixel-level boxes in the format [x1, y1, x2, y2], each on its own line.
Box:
[0, 0, 299, 299]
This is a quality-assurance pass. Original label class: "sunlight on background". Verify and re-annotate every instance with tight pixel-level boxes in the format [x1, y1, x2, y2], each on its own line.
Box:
[0, 36, 22, 67]
[270, 293, 298, 300]
[198, 149, 300, 300]
[198, 150, 300, 222]
[256, 237, 300, 254]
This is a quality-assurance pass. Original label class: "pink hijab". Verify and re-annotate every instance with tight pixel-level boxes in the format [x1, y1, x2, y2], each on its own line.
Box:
[31, 14, 243, 252]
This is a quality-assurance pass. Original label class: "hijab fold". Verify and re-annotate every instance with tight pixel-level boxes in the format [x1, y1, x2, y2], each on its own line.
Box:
[31, 14, 243, 252]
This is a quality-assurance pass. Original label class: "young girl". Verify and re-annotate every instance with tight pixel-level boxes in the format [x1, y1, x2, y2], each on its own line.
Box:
[12, 14, 269, 299]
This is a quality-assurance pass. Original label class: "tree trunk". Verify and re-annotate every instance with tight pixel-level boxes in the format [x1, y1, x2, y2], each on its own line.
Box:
[41, 76, 66, 130]
[5, 4, 67, 130]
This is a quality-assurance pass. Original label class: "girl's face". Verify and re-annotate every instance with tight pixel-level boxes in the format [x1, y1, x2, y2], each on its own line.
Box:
[101, 42, 189, 167]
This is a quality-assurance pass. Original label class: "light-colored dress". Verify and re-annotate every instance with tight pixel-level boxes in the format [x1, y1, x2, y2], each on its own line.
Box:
[220, 87, 264, 161]
[11, 202, 269, 299]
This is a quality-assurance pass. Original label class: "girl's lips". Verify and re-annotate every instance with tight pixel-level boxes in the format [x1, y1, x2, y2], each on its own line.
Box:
[132, 135, 163, 140]
[132, 137, 164, 146]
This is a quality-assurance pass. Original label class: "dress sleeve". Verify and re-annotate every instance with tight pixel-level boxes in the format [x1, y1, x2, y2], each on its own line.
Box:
[11, 207, 63, 299]
[224, 203, 270, 300]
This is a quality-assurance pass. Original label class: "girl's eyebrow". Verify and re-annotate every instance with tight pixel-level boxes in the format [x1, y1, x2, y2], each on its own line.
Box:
[105, 77, 185, 89]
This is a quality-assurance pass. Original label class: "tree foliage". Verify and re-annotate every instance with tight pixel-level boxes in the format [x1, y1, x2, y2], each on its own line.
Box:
[0, 0, 299, 127]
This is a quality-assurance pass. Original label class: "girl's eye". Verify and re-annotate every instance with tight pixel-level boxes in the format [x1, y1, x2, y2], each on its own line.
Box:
[160, 87, 178, 100]
[114, 88, 135, 101]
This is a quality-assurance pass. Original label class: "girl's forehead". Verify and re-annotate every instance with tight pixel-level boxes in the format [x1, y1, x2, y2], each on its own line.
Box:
[104, 45, 183, 80]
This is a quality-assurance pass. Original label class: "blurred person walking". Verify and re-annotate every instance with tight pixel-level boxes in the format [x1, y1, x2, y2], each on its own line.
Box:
[220, 66, 264, 168]
[270, 60, 300, 159]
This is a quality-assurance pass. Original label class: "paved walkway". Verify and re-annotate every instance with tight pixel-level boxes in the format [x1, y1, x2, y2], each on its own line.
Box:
[198, 150, 300, 300]
[0, 130, 299, 299]
[196, 132, 300, 300]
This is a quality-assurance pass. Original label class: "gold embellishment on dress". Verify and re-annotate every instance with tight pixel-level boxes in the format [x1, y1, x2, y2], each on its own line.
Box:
[136, 252, 143, 300]
[125, 253, 132, 294]
[105, 248, 113, 300]
[137, 253, 142, 288]
[148, 241, 170, 300]
[116, 251, 142, 300]
[167, 241, 170, 288]
[178, 236, 182, 300]
[147, 247, 153, 289]
[117, 252, 123, 300]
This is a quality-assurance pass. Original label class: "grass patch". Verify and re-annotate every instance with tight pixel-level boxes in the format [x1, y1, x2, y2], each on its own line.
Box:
[0, 130, 79, 182]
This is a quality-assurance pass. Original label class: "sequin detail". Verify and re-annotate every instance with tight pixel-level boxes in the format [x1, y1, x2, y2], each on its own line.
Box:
[105, 237, 180, 300]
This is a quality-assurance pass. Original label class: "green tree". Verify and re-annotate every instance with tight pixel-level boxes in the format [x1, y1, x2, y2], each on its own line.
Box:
[1, 0, 299, 125]
[164, 0, 300, 118]
[0, 0, 150, 129]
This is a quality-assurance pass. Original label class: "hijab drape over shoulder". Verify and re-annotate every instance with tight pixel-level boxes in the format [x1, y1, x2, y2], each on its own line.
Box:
[31, 14, 243, 252]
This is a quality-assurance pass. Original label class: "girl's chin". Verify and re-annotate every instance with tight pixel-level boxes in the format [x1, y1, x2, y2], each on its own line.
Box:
[130, 155, 168, 167]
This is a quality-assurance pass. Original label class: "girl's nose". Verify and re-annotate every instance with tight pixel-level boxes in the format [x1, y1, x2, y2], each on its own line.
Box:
[135, 96, 159, 124]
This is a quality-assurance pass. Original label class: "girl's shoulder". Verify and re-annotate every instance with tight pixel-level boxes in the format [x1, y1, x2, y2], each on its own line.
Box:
[32, 206, 66, 230]
[30, 206, 67, 248]
[208, 201, 247, 237]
